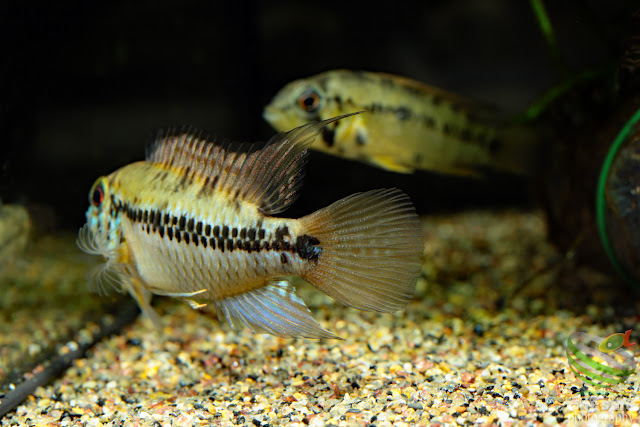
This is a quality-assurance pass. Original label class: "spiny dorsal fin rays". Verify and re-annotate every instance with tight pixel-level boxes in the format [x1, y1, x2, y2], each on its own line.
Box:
[241, 111, 363, 214]
[146, 129, 258, 212]
[146, 112, 362, 215]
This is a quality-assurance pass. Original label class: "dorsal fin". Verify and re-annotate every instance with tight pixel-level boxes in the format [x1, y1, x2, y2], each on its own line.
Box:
[146, 112, 361, 215]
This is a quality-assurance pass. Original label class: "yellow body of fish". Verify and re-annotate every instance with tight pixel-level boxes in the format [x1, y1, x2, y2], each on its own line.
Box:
[78, 114, 424, 339]
[264, 70, 540, 175]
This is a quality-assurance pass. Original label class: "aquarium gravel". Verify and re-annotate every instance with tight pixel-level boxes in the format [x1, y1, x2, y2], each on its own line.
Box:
[2, 210, 640, 426]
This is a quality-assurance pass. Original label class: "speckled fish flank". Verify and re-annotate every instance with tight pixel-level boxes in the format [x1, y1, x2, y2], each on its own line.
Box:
[264, 69, 541, 175]
[78, 113, 424, 339]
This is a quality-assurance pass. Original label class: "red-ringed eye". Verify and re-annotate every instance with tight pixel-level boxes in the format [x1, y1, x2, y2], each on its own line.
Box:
[90, 180, 106, 207]
[298, 89, 321, 113]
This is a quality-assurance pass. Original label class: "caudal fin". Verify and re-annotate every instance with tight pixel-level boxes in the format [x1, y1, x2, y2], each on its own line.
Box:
[299, 188, 423, 312]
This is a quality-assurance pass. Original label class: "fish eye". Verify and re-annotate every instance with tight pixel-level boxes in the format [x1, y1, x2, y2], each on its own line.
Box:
[298, 89, 321, 113]
[90, 178, 107, 207]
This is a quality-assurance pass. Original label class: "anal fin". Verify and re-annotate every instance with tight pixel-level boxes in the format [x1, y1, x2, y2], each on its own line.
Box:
[214, 281, 339, 339]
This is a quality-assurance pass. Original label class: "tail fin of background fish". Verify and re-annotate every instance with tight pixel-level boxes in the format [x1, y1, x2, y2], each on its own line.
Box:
[299, 188, 423, 313]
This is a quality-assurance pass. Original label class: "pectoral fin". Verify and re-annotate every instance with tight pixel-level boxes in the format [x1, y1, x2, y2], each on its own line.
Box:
[123, 276, 163, 331]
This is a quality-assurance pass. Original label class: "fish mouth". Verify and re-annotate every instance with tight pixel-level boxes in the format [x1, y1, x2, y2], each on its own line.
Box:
[263, 106, 291, 132]
[262, 106, 280, 125]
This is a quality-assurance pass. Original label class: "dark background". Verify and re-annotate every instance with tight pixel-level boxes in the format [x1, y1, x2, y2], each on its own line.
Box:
[1, 1, 636, 230]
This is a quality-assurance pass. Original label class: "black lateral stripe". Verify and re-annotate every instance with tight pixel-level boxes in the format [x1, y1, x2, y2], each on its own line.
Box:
[117, 202, 319, 257]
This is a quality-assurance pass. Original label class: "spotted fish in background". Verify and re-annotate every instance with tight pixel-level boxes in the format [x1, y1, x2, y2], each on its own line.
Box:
[264, 70, 541, 175]
[77, 113, 423, 339]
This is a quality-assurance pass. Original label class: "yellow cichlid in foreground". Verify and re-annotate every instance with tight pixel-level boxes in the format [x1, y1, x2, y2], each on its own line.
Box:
[264, 70, 541, 175]
[77, 113, 424, 339]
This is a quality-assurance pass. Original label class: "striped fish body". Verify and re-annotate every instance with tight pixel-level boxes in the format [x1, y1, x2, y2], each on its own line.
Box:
[264, 69, 540, 175]
[107, 162, 309, 299]
[78, 114, 424, 339]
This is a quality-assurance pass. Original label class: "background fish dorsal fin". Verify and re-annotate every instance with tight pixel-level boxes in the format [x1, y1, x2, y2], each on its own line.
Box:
[146, 113, 360, 215]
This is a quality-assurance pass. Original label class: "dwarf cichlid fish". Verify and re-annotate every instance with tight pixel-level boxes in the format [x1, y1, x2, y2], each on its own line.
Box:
[77, 113, 423, 339]
[264, 70, 540, 175]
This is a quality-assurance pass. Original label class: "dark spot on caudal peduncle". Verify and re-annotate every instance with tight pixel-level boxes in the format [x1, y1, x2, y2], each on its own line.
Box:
[296, 235, 321, 261]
